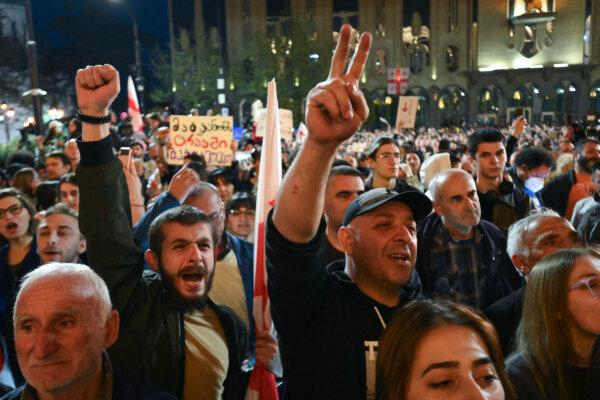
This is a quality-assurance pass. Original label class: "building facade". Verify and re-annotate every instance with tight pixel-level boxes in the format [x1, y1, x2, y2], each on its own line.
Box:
[0, 0, 26, 43]
[222, 0, 600, 127]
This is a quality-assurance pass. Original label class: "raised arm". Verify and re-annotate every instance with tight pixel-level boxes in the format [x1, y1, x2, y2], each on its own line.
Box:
[75, 65, 144, 301]
[76, 64, 120, 143]
[272, 25, 371, 242]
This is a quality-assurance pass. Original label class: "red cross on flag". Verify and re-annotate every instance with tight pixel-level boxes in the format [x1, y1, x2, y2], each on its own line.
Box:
[387, 68, 410, 95]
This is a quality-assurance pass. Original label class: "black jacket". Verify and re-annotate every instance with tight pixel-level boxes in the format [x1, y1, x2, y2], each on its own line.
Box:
[507, 340, 600, 400]
[76, 136, 249, 399]
[506, 166, 543, 207]
[416, 213, 524, 310]
[540, 169, 577, 217]
[0, 368, 177, 400]
[485, 286, 525, 355]
[364, 176, 413, 192]
[267, 215, 420, 400]
[0, 241, 40, 387]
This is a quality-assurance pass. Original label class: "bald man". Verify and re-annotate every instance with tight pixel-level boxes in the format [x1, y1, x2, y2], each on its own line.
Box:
[3, 263, 174, 399]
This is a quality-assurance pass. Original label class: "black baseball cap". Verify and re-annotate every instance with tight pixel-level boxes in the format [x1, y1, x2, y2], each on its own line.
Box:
[342, 188, 432, 226]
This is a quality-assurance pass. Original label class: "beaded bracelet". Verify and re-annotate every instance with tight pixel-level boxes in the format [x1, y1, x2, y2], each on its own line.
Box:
[75, 109, 111, 124]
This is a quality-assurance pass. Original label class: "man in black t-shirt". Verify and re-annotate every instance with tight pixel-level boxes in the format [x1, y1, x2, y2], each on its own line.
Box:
[267, 25, 432, 400]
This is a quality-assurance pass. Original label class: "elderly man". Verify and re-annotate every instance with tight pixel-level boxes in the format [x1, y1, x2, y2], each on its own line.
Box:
[416, 169, 523, 310]
[485, 209, 582, 354]
[1, 204, 87, 386]
[1, 263, 175, 400]
[267, 25, 432, 399]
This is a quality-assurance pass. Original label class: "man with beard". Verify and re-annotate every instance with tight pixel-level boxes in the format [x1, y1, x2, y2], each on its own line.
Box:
[542, 138, 600, 219]
[74, 64, 248, 399]
[416, 169, 523, 310]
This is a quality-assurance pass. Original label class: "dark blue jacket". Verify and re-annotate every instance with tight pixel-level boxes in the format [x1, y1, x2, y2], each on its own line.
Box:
[416, 213, 524, 310]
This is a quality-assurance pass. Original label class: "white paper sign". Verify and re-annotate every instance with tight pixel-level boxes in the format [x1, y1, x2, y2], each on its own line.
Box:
[351, 142, 367, 153]
[256, 108, 293, 140]
[396, 96, 419, 130]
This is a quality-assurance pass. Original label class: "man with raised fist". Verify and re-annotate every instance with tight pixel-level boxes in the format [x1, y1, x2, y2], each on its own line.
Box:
[74, 64, 249, 400]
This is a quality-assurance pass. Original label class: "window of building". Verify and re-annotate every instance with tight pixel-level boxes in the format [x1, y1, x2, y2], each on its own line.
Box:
[445, 46, 459, 72]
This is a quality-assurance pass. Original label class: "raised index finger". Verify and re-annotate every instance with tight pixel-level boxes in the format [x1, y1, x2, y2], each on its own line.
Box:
[329, 24, 352, 79]
[346, 31, 372, 81]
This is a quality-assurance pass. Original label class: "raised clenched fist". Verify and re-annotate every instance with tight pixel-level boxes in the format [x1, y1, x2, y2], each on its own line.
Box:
[75, 64, 120, 117]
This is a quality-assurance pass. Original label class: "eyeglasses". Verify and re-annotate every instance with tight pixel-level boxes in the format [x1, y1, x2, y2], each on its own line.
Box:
[569, 276, 600, 297]
[0, 203, 24, 220]
[229, 209, 256, 217]
[376, 152, 402, 161]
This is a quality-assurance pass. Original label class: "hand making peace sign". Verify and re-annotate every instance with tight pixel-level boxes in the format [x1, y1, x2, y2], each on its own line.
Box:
[305, 24, 372, 145]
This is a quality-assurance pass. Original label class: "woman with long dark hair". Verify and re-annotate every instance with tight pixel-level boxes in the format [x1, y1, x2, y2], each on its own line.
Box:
[507, 247, 600, 400]
[377, 299, 513, 400]
[0, 188, 38, 315]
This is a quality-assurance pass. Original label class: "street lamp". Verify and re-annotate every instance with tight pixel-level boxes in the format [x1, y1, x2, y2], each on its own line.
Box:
[166, 0, 176, 93]
[108, 0, 145, 112]
[2, 107, 15, 143]
[24, 0, 44, 136]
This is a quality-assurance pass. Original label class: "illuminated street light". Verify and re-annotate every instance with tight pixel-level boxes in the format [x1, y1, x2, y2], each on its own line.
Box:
[2, 106, 15, 143]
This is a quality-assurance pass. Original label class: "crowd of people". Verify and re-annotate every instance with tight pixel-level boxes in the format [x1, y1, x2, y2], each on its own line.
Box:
[0, 24, 597, 400]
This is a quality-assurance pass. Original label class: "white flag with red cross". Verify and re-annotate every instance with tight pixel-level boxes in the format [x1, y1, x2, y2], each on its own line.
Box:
[387, 67, 410, 95]
[246, 79, 281, 400]
[127, 75, 144, 133]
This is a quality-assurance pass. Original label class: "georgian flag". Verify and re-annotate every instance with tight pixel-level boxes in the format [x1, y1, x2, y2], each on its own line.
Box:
[245, 79, 281, 400]
[127, 75, 144, 133]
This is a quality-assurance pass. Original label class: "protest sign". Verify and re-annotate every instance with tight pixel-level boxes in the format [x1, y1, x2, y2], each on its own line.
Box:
[166, 115, 234, 166]
[395, 96, 419, 130]
[255, 108, 293, 140]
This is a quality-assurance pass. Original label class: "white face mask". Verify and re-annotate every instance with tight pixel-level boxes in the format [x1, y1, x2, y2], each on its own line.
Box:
[524, 176, 544, 193]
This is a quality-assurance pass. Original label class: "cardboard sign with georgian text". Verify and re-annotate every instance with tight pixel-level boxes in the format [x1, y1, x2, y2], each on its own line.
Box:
[166, 115, 234, 166]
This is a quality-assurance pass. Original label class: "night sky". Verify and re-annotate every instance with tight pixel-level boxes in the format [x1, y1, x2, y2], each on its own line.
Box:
[28, 0, 429, 111]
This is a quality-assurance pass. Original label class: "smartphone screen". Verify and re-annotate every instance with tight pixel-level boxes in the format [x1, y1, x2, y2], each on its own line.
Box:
[118, 147, 131, 169]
